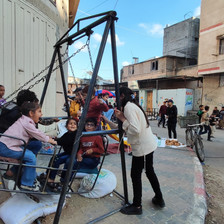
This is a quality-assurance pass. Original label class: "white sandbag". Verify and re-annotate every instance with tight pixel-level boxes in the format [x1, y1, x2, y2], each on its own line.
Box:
[57, 120, 67, 138]
[0, 193, 65, 224]
[78, 169, 117, 198]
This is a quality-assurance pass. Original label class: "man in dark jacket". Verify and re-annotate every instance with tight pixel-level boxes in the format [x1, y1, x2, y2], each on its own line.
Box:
[166, 99, 178, 139]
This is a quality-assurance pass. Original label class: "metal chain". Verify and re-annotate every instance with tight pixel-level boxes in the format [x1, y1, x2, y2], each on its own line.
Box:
[68, 58, 79, 88]
[87, 38, 94, 71]
[5, 41, 87, 101]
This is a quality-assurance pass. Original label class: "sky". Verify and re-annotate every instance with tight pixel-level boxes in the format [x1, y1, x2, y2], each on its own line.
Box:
[68, 0, 201, 81]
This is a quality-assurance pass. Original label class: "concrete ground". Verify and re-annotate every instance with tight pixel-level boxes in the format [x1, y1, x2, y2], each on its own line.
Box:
[0, 121, 211, 224]
[43, 121, 207, 224]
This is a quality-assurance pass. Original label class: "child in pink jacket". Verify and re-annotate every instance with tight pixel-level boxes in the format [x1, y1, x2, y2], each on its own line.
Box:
[0, 102, 56, 191]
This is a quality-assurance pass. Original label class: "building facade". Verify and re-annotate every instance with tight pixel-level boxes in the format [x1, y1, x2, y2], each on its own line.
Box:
[198, 0, 224, 110]
[163, 17, 200, 60]
[0, 0, 79, 131]
[121, 17, 202, 116]
[121, 55, 202, 115]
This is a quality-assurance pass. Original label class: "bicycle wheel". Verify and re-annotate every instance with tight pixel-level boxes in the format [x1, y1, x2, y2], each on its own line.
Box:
[185, 129, 193, 147]
[194, 137, 205, 162]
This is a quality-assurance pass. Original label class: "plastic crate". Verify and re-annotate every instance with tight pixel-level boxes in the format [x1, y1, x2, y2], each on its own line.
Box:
[178, 115, 198, 128]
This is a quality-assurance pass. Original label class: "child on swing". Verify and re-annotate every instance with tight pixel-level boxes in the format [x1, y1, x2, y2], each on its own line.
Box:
[59, 118, 104, 184]
[46, 117, 78, 190]
[0, 85, 6, 107]
[0, 102, 56, 191]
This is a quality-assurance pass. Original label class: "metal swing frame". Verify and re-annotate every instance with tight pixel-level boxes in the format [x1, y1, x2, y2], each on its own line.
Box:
[39, 11, 129, 224]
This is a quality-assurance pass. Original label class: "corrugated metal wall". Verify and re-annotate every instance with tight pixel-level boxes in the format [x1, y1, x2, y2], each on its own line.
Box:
[0, 0, 60, 131]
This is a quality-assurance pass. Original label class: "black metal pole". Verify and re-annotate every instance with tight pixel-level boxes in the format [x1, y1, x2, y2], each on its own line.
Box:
[40, 48, 58, 106]
[53, 17, 113, 224]
[57, 48, 70, 117]
[56, 11, 114, 46]
[55, 11, 117, 47]
[110, 20, 129, 204]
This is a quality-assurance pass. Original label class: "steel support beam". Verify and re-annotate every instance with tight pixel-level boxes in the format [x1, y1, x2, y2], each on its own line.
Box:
[53, 17, 113, 224]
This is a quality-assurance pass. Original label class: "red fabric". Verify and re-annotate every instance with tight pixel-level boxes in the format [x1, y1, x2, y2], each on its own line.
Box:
[86, 97, 109, 124]
[159, 105, 167, 115]
[78, 135, 104, 158]
[107, 143, 131, 154]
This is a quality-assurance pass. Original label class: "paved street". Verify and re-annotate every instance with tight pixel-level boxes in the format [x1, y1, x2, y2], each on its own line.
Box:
[2, 120, 220, 224]
[42, 121, 207, 224]
[152, 120, 224, 174]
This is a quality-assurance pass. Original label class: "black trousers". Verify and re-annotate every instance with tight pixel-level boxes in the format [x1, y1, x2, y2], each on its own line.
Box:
[131, 152, 163, 207]
[199, 125, 211, 140]
[167, 121, 177, 139]
[158, 114, 166, 127]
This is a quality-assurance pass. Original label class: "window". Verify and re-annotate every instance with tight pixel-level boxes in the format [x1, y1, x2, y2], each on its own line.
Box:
[151, 60, 158, 70]
[220, 74, 224, 87]
[219, 38, 224, 55]
[128, 65, 135, 75]
[132, 66, 134, 74]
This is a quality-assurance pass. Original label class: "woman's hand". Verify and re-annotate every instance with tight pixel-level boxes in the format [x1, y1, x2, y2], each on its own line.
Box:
[77, 154, 83, 162]
[114, 109, 126, 122]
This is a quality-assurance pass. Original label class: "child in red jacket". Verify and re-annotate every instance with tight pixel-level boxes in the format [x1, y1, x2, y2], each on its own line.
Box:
[61, 118, 104, 182]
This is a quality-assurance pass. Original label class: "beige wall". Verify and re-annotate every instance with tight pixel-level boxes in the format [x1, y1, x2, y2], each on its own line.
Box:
[0, 0, 71, 132]
[202, 75, 224, 110]
[198, 0, 224, 110]
[198, 0, 224, 75]
[122, 57, 198, 82]
[122, 58, 166, 82]
[25, 0, 70, 117]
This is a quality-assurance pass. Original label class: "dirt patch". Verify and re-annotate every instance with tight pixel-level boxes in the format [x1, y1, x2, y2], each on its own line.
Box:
[204, 165, 224, 224]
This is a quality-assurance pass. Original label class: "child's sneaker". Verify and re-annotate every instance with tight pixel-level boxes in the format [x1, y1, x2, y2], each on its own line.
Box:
[20, 184, 40, 192]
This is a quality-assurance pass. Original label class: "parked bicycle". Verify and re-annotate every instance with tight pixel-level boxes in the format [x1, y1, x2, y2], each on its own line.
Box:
[185, 124, 205, 162]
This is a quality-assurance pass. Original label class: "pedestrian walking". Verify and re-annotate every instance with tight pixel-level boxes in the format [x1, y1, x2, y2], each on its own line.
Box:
[197, 105, 204, 133]
[212, 106, 220, 117]
[166, 99, 178, 139]
[158, 101, 167, 128]
[115, 87, 165, 215]
[199, 106, 212, 141]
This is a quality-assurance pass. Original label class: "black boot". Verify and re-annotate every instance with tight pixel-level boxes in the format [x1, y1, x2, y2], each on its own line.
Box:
[152, 196, 165, 208]
[120, 204, 142, 215]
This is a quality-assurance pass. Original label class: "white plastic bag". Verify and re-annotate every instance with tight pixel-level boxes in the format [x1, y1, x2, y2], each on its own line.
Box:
[78, 169, 117, 198]
[0, 193, 65, 224]
[57, 120, 67, 138]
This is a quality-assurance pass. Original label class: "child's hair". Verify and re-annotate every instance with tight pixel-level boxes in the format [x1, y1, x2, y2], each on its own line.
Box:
[66, 117, 78, 127]
[20, 102, 41, 116]
[119, 87, 149, 128]
[0, 85, 4, 88]
[85, 117, 97, 127]
[82, 85, 96, 96]
[205, 106, 209, 111]
[102, 93, 109, 98]
[17, 90, 39, 107]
